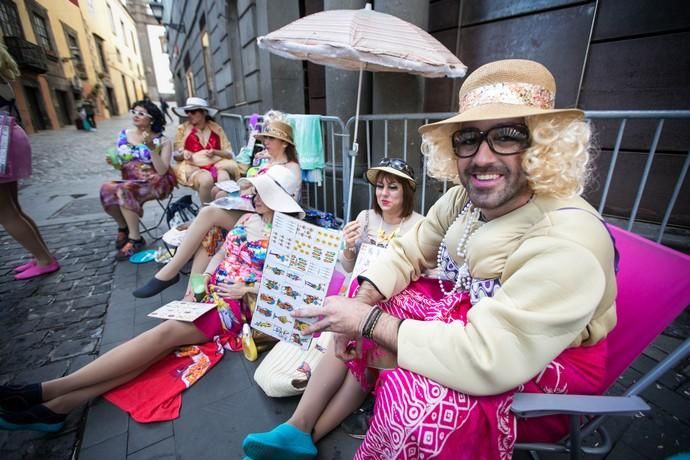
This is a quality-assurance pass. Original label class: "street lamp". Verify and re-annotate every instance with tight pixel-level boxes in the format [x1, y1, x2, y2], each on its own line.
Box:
[149, 1, 186, 33]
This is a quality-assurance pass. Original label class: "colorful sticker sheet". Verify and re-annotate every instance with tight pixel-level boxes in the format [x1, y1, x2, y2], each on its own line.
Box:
[147, 301, 216, 322]
[251, 212, 342, 349]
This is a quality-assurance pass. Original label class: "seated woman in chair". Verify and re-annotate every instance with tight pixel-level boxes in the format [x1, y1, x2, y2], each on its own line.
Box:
[133, 116, 302, 298]
[172, 97, 239, 203]
[0, 166, 303, 433]
[100, 100, 176, 261]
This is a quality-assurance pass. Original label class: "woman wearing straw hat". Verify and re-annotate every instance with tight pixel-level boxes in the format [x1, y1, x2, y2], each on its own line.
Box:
[133, 116, 303, 299]
[340, 158, 423, 274]
[213, 117, 302, 199]
[0, 166, 303, 432]
[244, 59, 617, 459]
[172, 97, 240, 203]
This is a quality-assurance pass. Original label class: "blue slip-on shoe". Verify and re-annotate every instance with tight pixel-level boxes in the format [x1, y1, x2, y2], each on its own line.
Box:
[243, 423, 317, 460]
[0, 404, 66, 433]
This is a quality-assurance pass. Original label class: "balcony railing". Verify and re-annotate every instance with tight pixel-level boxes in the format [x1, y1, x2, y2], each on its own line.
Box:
[4, 36, 48, 74]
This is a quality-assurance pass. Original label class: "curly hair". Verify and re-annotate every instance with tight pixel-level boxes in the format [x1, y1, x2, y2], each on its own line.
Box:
[131, 99, 166, 134]
[421, 115, 593, 199]
[0, 41, 20, 82]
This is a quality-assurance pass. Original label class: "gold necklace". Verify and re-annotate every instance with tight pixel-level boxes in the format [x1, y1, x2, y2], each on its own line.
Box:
[376, 215, 404, 244]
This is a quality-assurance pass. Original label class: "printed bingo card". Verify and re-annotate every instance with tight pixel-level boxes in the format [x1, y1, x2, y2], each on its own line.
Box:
[251, 212, 342, 349]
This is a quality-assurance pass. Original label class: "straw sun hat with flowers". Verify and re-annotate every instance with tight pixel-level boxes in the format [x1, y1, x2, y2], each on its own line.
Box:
[255, 120, 295, 146]
[419, 59, 583, 142]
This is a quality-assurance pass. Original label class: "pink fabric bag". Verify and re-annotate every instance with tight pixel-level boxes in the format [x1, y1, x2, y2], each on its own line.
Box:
[0, 113, 32, 182]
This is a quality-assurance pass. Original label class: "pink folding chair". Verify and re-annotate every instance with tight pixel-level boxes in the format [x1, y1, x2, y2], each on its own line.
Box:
[513, 225, 690, 459]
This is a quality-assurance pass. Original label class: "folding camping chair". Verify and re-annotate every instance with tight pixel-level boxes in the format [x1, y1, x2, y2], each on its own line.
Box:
[139, 194, 199, 242]
[512, 225, 690, 459]
[138, 194, 175, 242]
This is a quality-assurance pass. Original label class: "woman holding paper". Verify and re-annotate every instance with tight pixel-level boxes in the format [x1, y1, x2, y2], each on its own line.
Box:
[133, 115, 302, 298]
[340, 158, 423, 273]
[0, 166, 303, 433]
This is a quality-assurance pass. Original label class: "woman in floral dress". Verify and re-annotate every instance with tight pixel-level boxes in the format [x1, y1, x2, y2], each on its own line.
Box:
[100, 100, 176, 260]
[0, 166, 303, 432]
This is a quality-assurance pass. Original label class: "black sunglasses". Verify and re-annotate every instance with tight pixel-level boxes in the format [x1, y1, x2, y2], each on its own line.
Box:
[451, 123, 530, 158]
[185, 108, 203, 114]
[376, 158, 415, 181]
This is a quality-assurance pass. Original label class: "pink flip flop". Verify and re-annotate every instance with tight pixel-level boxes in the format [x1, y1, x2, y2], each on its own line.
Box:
[14, 260, 36, 273]
[15, 259, 60, 280]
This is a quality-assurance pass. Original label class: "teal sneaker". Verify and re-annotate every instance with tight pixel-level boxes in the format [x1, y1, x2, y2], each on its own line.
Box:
[243, 423, 317, 460]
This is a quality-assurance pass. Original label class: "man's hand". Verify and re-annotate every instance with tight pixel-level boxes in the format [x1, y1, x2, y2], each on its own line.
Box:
[293, 296, 372, 337]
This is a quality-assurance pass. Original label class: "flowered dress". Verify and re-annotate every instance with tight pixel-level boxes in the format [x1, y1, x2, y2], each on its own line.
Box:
[194, 213, 269, 338]
[104, 214, 270, 424]
[100, 129, 176, 216]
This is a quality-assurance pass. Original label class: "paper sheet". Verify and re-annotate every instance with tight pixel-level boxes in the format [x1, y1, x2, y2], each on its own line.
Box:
[251, 212, 342, 349]
[147, 301, 216, 322]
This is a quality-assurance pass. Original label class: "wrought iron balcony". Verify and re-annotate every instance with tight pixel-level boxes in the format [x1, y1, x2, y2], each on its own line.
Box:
[4, 36, 48, 74]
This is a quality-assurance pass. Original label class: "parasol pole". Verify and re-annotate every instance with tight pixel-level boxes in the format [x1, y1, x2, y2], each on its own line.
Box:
[346, 63, 364, 223]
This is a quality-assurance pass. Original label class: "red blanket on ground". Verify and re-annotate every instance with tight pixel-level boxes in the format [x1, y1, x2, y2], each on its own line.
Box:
[104, 335, 242, 423]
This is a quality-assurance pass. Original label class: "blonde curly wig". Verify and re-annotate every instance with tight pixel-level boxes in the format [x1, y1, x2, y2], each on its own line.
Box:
[421, 115, 593, 199]
[0, 41, 20, 82]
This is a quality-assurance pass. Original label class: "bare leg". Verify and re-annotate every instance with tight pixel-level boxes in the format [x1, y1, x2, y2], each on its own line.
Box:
[103, 205, 128, 229]
[286, 343, 350, 434]
[120, 206, 141, 240]
[193, 171, 215, 204]
[44, 353, 167, 414]
[216, 170, 230, 182]
[155, 206, 244, 281]
[312, 372, 370, 442]
[0, 182, 54, 265]
[181, 244, 215, 296]
[41, 320, 207, 407]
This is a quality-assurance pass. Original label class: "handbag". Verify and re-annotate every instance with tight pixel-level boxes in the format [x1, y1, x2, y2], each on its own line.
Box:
[0, 112, 31, 180]
[253, 331, 332, 398]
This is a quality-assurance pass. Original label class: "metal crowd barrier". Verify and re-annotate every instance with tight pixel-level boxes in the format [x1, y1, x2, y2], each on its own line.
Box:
[218, 110, 689, 247]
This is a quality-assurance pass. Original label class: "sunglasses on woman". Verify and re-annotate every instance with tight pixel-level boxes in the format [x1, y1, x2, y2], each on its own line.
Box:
[129, 109, 152, 118]
[451, 123, 530, 158]
[376, 158, 415, 180]
[185, 109, 203, 114]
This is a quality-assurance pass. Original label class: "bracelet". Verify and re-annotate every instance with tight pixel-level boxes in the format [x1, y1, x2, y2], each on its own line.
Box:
[358, 306, 377, 338]
[362, 307, 384, 339]
[203, 272, 213, 278]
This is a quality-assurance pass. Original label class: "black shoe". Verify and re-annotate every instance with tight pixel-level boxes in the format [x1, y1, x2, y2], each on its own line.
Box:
[0, 383, 42, 412]
[133, 274, 180, 298]
[0, 404, 66, 432]
[341, 396, 375, 439]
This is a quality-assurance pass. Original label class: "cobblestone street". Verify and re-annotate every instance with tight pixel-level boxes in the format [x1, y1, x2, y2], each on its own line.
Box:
[0, 116, 688, 459]
[0, 116, 181, 459]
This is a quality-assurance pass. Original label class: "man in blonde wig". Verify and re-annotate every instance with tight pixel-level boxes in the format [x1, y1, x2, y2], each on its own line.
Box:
[245, 60, 617, 460]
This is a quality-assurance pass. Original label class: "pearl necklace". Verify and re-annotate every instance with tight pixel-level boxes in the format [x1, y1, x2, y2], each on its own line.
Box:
[436, 201, 482, 296]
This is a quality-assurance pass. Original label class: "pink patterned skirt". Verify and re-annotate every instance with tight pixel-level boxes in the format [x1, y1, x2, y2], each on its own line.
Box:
[349, 278, 607, 460]
[100, 160, 176, 216]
